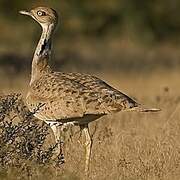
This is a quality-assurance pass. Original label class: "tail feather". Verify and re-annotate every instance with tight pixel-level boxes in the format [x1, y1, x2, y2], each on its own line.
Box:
[127, 106, 161, 113]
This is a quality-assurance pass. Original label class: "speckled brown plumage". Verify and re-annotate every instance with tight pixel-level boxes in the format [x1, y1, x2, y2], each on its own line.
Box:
[27, 71, 139, 123]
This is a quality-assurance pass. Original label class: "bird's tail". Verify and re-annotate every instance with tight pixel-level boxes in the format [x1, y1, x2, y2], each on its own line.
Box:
[126, 106, 161, 113]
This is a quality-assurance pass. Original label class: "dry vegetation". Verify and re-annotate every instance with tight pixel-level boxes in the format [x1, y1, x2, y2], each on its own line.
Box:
[0, 69, 180, 180]
[0, 94, 68, 180]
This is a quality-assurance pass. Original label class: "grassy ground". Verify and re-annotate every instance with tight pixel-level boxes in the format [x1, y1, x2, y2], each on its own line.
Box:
[1, 68, 180, 180]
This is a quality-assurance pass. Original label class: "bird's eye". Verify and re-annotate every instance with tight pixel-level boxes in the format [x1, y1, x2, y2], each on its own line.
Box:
[37, 11, 46, 16]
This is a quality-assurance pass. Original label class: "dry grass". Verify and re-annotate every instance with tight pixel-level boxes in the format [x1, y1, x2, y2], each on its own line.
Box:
[0, 70, 180, 180]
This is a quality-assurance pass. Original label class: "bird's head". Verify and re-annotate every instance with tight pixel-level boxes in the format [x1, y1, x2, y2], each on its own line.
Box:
[19, 6, 58, 28]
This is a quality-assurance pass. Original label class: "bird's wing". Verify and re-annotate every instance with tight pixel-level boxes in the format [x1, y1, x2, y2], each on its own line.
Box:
[64, 72, 140, 111]
[27, 72, 139, 120]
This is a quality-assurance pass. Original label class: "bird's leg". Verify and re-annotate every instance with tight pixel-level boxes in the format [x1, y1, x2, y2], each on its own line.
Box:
[81, 124, 92, 175]
[50, 123, 65, 164]
[57, 124, 65, 164]
[50, 123, 59, 143]
[50, 123, 60, 153]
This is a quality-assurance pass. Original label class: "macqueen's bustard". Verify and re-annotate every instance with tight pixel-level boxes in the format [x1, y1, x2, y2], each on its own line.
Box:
[19, 7, 160, 174]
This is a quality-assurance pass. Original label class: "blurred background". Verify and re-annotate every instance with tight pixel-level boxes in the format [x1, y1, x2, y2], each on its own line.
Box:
[0, 0, 179, 99]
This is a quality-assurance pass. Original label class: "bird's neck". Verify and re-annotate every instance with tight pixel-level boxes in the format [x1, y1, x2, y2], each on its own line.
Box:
[30, 23, 55, 85]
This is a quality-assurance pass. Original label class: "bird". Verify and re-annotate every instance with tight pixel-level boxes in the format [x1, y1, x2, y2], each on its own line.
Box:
[19, 6, 160, 174]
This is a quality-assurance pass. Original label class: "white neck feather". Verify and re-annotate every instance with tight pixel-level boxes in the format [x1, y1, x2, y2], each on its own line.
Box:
[30, 23, 55, 85]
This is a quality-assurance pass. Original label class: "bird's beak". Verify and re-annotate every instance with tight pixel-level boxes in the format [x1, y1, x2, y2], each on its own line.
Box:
[19, 10, 32, 16]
